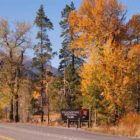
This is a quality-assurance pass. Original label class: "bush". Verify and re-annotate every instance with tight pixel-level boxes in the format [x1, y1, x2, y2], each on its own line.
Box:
[118, 112, 140, 136]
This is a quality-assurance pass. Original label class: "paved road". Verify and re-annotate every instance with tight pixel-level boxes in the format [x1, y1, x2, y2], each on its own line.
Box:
[0, 123, 138, 140]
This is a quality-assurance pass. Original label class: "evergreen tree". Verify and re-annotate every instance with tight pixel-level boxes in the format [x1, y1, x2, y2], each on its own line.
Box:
[59, 2, 83, 108]
[33, 5, 54, 123]
[59, 2, 83, 72]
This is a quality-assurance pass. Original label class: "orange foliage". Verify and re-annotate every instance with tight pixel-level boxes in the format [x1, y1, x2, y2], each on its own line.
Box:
[68, 0, 140, 124]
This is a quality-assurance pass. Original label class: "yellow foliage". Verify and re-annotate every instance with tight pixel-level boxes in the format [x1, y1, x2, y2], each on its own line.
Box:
[128, 43, 140, 59]
[0, 92, 10, 110]
[67, 0, 140, 125]
[32, 91, 40, 99]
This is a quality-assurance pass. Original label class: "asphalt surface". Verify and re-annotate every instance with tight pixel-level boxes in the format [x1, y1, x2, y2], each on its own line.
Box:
[0, 123, 138, 140]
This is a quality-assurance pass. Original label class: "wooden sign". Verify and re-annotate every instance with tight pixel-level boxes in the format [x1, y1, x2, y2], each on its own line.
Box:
[61, 109, 80, 121]
[80, 109, 89, 121]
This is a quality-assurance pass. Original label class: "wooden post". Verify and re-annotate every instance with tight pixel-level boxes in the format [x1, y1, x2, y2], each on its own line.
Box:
[78, 118, 81, 128]
[77, 120, 78, 128]
[67, 119, 70, 128]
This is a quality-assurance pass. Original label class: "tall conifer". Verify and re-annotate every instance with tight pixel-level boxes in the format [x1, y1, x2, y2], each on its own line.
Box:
[33, 5, 54, 122]
[59, 2, 83, 108]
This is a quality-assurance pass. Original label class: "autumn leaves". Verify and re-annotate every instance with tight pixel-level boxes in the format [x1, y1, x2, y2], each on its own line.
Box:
[68, 0, 140, 124]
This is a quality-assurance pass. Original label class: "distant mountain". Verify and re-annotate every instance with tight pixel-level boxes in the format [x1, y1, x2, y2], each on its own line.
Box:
[23, 59, 60, 76]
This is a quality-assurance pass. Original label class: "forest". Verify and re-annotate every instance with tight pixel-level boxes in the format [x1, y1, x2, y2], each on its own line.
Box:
[0, 0, 139, 135]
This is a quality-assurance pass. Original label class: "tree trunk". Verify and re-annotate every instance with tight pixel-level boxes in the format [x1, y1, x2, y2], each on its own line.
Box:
[72, 49, 75, 70]
[48, 101, 50, 125]
[47, 90, 50, 125]
[41, 108, 44, 123]
[94, 109, 97, 127]
[40, 87, 44, 123]
[9, 97, 14, 121]
[15, 94, 19, 122]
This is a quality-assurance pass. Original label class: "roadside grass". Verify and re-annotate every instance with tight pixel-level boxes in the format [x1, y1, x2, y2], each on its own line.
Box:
[86, 112, 140, 138]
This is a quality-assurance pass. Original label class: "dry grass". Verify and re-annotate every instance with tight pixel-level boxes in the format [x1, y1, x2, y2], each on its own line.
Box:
[30, 112, 62, 126]
[117, 112, 140, 137]
[87, 112, 140, 138]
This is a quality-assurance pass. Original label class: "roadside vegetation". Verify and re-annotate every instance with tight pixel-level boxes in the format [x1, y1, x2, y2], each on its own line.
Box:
[0, 0, 140, 137]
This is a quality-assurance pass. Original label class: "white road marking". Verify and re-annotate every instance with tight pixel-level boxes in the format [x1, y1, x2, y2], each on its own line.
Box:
[0, 134, 15, 140]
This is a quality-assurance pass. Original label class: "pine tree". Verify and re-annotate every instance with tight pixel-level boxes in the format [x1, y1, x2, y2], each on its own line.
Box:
[59, 2, 83, 108]
[59, 2, 83, 72]
[33, 5, 54, 123]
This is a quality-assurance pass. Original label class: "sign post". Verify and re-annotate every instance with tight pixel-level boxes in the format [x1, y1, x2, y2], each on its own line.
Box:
[67, 119, 70, 128]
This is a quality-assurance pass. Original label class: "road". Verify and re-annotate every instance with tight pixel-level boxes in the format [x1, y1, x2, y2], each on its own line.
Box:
[0, 123, 138, 140]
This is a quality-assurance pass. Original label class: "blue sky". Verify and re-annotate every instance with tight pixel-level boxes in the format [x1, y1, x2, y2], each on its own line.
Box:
[0, 0, 139, 68]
